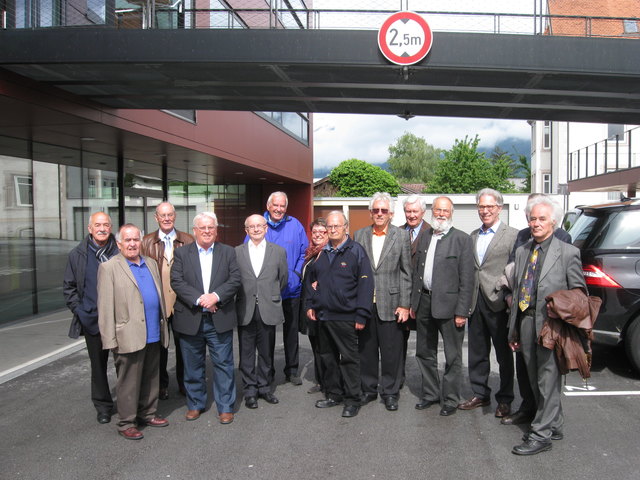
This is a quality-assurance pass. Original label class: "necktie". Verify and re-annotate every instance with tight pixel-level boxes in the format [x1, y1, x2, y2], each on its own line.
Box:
[164, 235, 173, 262]
[410, 228, 415, 243]
[518, 244, 540, 312]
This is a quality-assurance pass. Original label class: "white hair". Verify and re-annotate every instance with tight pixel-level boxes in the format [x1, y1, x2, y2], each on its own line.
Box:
[267, 191, 288, 208]
[192, 211, 218, 228]
[476, 188, 504, 207]
[525, 196, 563, 228]
[369, 192, 395, 213]
[402, 195, 427, 212]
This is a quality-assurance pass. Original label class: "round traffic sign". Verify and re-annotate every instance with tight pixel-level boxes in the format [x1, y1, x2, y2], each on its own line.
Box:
[377, 11, 433, 66]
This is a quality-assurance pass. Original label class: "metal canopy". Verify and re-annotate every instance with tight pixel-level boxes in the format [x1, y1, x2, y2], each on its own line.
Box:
[1, 28, 639, 123]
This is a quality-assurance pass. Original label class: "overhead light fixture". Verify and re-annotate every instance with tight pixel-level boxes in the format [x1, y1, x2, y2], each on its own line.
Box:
[80, 137, 95, 141]
[397, 110, 415, 121]
[235, 171, 244, 175]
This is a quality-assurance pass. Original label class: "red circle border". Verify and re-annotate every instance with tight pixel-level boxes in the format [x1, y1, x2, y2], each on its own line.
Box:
[377, 11, 433, 66]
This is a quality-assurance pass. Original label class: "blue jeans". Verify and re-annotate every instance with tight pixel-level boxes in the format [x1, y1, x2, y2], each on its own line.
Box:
[179, 314, 236, 414]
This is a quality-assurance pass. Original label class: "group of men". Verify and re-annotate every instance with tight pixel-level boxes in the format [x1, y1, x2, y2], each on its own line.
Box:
[63, 187, 585, 456]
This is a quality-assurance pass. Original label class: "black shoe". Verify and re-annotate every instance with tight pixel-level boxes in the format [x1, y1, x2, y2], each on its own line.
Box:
[245, 396, 258, 409]
[440, 405, 457, 416]
[259, 392, 279, 404]
[97, 412, 111, 424]
[316, 398, 341, 408]
[159, 388, 169, 400]
[286, 375, 303, 386]
[415, 399, 438, 410]
[512, 438, 552, 456]
[342, 405, 360, 417]
[501, 410, 535, 425]
[384, 396, 399, 411]
[360, 393, 378, 405]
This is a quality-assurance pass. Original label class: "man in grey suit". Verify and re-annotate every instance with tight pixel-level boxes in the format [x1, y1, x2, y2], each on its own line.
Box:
[354, 192, 412, 411]
[459, 188, 518, 418]
[508, 196, 585, 455]
[410, 197, 475, 416]
[170, 212, 241, 425]
[236, 214, 288, 409]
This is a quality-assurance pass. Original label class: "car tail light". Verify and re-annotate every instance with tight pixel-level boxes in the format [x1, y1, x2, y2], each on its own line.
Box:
[582, 264, 622, 288]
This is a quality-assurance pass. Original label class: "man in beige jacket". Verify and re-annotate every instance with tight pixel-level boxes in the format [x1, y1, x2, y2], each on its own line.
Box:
[98, 223, 169, 440]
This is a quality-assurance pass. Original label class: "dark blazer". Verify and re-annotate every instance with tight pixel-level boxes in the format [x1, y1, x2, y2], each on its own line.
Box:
[410, 227, 475, 319]
[470, 221, 518, 312]
[402, 220, 431, 267]
[508, 236, 586, 339]
[354, 224, 412, 321]
[170, 242, 241, 336]
[235, 241, 288, 326]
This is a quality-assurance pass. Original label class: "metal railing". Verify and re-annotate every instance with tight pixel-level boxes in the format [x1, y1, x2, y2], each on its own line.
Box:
[2, 1, 640, 38]
[569, 127, 640, 182]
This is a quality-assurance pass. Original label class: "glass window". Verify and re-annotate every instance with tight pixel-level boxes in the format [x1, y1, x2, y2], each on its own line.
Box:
[590, 210, 640, 249]
[568, 211, 598, 249]
[623, 20, 639, 34]
[542, 173, 551, 194]
[608, 124, 626, 143]
[15, 175, 33, 206]
[543, 121, 551, 149]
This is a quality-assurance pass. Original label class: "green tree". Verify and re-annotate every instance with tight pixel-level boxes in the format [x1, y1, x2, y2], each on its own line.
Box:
[387, 132, 442, 184]
[426, 136, 515, 194]
[515, 154, 531, 193]
[330, 158, 401, 197]
[490, 147, 531, 193]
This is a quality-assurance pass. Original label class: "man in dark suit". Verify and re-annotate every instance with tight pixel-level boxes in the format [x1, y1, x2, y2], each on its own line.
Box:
[235, 214, 288, 409]
[140, 201, 194, 400]
[400, 195, 431, 385]
[502, 193, 572, 427]
[63, 211, 119, 424]
[508, 197, 586, 455]
[98, 224, 170, 440]
[170, 212, 241, 424]
[354, 192, 412, 411]
[459, 188, 518, 418]
[410, 197, 475, 416]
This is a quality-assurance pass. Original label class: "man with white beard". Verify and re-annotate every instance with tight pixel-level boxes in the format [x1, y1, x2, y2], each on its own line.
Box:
[410, 197, 475, 416]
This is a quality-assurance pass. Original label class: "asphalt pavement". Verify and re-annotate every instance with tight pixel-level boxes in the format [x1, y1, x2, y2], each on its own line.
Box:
[1, 311, 640, 480]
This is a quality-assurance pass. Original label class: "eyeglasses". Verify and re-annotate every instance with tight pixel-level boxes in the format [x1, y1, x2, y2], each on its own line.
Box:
[433, 208, 451, 215]
[195, 226, 216, 232]
[326, 224, 345, 230]
[478, 205, 499, 211]
[157, 213, 175, 219]
[311, 230, 328, 235]
[371, 208, 389, 214]
[246, 224, 266, 231]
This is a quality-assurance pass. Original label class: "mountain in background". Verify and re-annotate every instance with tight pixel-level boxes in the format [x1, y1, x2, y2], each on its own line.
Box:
[314, 137, 530, 179]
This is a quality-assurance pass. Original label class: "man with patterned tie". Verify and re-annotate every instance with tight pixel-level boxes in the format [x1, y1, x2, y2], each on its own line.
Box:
[141, 202, 194, 399]
[508, 196, 585, 455]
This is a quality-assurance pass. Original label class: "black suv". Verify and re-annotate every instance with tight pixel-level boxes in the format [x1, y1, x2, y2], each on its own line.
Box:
[568, 199, 640, 373]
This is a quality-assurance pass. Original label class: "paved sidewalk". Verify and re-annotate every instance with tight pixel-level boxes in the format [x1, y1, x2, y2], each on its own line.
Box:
[0, 309, 84, 384]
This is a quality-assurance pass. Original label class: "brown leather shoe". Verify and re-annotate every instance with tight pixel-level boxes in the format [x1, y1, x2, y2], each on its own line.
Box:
[495, 403, 511, 418]
[186, 409, 201, 421]
[458, 396, 490, 410]
[219, 412, 234, 424]
[119, 427, 144, 440]
[143, 416, 169, 427]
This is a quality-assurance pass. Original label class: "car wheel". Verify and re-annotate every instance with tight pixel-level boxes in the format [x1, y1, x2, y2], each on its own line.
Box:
[624, 318, 640, 374]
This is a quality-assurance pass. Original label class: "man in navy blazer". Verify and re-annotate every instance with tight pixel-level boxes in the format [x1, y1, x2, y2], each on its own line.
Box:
[170, 212, 241, 424]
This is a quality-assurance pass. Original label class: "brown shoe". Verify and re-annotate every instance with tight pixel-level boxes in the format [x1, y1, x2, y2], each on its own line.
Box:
[495, 403, 511, 418]
[219, 412, 234, 424]
[119, 427, 144, 440]
[142, 416, 169, 427]
[185, 409, 201, 421]
[458, 396, 490, 410]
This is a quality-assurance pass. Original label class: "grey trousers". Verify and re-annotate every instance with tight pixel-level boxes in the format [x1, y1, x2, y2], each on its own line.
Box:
[415, 291, 465, 408]
[519, 315, 563, 441]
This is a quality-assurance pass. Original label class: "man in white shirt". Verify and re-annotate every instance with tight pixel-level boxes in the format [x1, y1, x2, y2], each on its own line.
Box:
[235, 214, 289, 409]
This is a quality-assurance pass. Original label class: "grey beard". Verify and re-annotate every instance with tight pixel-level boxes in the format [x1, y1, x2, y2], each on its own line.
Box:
[431, 216, 452, 233]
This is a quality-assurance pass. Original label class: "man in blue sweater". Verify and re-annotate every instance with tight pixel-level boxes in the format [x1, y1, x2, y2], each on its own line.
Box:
[305, 211, 374, 418]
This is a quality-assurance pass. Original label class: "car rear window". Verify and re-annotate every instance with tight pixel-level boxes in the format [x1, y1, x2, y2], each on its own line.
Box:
[576, 209, 640, 250]
[568, 212, 598, 249]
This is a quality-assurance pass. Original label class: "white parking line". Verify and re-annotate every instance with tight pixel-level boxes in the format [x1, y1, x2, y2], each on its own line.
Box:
[564, 390, 640, 396]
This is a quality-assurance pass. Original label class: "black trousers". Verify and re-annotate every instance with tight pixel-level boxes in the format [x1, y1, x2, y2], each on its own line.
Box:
[318, 321, 361, 406]
[238, 306, 276, 396]
[159, 317, 184, 391]
[282, 297, 300, 377]
[84, 331, 114, 414]
[467, 293, 514, 404]
[359, 305, 405, 398]
[516, 350, 537, 414]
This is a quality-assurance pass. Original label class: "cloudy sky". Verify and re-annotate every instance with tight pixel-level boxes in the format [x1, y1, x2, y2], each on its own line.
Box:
[311, 0, 538, 170]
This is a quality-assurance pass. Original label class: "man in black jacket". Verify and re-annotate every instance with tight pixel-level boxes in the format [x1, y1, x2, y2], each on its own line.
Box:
[305, 211, 374, 418]
[63, 211, 119, 424]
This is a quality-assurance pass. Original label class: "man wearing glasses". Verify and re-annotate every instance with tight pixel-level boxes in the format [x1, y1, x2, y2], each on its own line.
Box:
[141, 202, 194, 400]
[354, 192, 412, 412]
[170, 212, 241, 424]
[459, 188, 518, 419]
[305, 211, 374, 418]
[235, 215, 288, 409]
